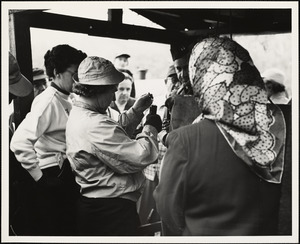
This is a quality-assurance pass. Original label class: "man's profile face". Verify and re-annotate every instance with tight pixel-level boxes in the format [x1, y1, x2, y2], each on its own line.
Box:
[174, 55, 189, 85]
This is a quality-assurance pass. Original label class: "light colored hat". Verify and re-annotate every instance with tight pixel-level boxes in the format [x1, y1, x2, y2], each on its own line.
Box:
[261, 68, 285, 85]
[9, 52, 33, 97]
[33, 68, 47, 81]
[73, 56, 124, 85]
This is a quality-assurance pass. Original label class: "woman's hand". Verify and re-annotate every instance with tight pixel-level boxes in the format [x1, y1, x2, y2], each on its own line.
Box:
[133, 93, 153, 114]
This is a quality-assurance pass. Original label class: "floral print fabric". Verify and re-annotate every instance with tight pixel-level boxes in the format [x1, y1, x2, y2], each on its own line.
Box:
[189, 37, 285, 183]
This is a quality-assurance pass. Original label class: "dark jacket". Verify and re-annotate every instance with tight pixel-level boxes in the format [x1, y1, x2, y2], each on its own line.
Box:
[110, 97, 135, 114]
[154, 119, 281, 236]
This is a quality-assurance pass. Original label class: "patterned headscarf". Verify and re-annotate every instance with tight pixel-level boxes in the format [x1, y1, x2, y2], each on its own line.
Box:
[189, 37, 286, 183]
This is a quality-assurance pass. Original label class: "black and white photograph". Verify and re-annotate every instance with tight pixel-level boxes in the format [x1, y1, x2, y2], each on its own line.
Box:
[1, 1, 299, 243]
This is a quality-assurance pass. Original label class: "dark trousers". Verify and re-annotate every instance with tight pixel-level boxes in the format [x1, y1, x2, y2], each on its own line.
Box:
[77, 196, 140, 236]
[136, 176, 160, 225]
[10, 159, 80, 236]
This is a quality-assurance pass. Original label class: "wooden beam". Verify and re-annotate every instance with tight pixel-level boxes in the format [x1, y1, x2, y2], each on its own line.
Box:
[108, 9, 123, 24]
[10, 12, 34, 128]
[19, 11, 182, 44]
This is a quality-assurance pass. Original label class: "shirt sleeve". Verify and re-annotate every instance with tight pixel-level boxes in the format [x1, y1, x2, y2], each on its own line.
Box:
[10, 102, 53, 181]
[153, 130, 188, 235]
[118, 107, 144, 137]
[90, 118, 159, 174]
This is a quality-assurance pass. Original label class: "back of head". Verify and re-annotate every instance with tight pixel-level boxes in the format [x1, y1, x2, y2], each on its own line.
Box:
[44, 44, 87, 79]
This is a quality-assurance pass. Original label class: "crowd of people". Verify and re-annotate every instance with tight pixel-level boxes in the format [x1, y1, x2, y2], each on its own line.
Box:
[8, 35, 290, 236]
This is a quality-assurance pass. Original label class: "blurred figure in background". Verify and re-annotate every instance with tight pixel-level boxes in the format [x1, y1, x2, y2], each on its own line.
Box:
[32, 68, 47, 97]
[114, 53, 130, 70]
[9, 52, 34, 235]
[114, 53, 136, 98]
[154, 37, 286, 236]
[262, 68, 290, 104]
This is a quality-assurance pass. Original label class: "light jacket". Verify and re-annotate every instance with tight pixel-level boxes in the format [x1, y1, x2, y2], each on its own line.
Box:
[66, 103, 159, 202]
[10, 85, 71, 181]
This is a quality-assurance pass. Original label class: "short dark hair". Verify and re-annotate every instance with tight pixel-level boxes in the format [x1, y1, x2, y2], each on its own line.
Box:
[72, 83, 115, 97]
[44, 44, 87, 79]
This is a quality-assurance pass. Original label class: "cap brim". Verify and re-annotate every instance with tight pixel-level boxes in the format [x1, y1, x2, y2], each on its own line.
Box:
[74, 71, 125, 86]
[115, 54, 130, 59]
[9, 74, 33, 97]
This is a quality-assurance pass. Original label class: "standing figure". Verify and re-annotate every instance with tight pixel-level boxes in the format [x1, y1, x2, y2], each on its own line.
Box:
[66, 56, 162, 236]
[114, 53, 136, 98]
[9, 52, 33, 235]
[154, 37, 286, 236]
[10, 44, 87, 235]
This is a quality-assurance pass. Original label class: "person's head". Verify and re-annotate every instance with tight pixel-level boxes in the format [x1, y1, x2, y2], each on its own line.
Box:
[171, 37, 197, 86]
[189, 36, 270, 127]
[189, 36, 285, 182]
[72, 56, 125, 113]
[115, 72, 133, 105]
[164, 65, 180, 97]
[262, 68, 286, 98]
[32, 68, 47, 97]
[9, 52, 33, 103]
[44, 44, 87, 93]
[114, 54, 130, 69]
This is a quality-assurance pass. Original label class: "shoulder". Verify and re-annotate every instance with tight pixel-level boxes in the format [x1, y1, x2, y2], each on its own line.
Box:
[30, 86, 58, 115]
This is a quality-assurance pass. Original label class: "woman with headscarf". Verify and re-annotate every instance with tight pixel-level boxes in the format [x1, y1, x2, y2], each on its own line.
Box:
[154, 37, 286, 236]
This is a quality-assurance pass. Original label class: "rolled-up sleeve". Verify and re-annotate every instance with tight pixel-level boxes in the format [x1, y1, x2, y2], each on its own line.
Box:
[153, 130, 188, 235]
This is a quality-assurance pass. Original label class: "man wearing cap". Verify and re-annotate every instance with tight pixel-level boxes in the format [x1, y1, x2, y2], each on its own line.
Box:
[10, 44, 87, 235]
[9, 52, 34, 235]
[32, 68, 48, 97]
[114, 53, 136, 98]
[114, 53, 130, 69]
[66, 56, 162, 236]
[170, 37, 197, 96]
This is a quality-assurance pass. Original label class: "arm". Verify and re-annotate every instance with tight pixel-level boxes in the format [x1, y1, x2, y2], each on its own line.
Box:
[118, 107, 144, 137]
[118, 93, 153, 137]
[90, 119, 159, 174]
[10, 103, 53, 181]
[153, 131, 187, 235]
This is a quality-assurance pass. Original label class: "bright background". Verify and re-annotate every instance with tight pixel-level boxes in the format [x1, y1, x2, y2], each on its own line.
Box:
[30, 8, 292, 106]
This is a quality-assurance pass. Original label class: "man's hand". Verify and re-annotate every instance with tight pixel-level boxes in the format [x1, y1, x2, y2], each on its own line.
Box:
[133, 93, 153, 114]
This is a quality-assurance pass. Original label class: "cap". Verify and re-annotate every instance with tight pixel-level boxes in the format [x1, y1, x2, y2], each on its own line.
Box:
[166, 65, 176, 78]
[261, 68, 285, 85]
[73, 56, 125, 85]
[9, 52, 33, 97]
[115, 53, 130, 59]
[170, 37, 197, 61]
[33, 68, 47, 81]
